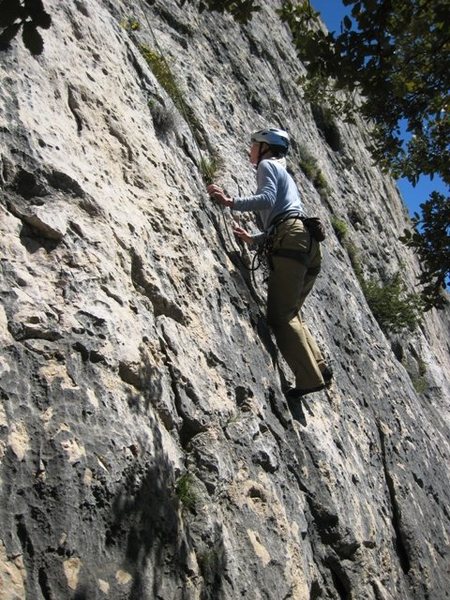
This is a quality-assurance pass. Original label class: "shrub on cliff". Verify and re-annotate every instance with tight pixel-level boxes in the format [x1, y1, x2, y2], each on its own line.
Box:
[360, 273, 424, 333]
[298, 146, 330, 197]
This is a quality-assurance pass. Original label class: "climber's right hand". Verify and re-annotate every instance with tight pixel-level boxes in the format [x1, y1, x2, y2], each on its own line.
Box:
[207, 184, 234, 208]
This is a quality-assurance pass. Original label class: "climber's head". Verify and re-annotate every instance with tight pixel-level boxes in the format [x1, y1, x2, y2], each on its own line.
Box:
[250, 128, 289, 166]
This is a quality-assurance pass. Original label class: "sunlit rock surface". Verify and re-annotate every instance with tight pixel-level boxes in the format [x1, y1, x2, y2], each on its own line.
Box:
[0, 1, 449, 598]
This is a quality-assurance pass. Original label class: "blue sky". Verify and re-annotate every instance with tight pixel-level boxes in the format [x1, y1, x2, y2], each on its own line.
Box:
[311, 0, 448, 219]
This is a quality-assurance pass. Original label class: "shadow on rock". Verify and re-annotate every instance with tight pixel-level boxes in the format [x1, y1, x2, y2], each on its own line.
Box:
[0, 0, 52, 55]
[113, 362, 229, 598]
[107, 420, 186, 599]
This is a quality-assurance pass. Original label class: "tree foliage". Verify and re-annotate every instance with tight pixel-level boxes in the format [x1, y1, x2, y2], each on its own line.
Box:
[400, 192, 450, 310]
[360, 273, 424, 333]
[0, 0, 51, 54]
[277, 0, 449, 308]
[278, 1, 449, 185]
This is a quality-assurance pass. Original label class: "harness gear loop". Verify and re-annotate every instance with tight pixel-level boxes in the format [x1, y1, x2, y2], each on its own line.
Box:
[262, 213, 318, 271]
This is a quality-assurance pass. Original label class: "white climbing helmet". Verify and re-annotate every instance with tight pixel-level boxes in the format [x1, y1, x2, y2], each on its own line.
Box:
[250, 128, 290, 153]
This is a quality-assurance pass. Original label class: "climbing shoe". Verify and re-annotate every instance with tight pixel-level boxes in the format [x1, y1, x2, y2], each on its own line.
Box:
[285, 384, 325, 400]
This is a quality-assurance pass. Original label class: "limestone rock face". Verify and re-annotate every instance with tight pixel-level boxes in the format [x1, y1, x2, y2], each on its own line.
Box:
[1, 1, 449, 599]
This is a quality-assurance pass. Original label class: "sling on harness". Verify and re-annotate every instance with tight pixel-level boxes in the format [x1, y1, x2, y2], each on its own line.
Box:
[263, 211, 325, 274]
[269, 211, 326, 242]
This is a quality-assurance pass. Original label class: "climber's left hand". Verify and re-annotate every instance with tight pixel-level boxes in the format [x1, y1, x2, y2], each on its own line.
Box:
[233, 224, 253, 245]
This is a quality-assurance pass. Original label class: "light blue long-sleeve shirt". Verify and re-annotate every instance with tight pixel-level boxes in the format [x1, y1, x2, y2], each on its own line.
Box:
[232, 158, 305, 231]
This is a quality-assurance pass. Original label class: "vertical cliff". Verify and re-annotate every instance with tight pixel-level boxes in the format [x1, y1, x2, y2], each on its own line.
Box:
[0, 1, 449, 599]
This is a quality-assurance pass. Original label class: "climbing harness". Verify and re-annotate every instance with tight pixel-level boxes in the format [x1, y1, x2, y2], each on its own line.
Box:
[262, 211, 325, 275]
[218, 207, 326, 287]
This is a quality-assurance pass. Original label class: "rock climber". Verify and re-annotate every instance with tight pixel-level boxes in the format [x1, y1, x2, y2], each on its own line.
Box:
[207, 128, 332, 412]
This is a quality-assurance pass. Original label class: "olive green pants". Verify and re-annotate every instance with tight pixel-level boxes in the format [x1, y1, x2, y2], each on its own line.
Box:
[266, 218, 325, 390]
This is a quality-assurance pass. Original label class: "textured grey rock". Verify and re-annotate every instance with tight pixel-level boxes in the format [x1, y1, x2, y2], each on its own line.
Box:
[0, 1, 449, 599]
